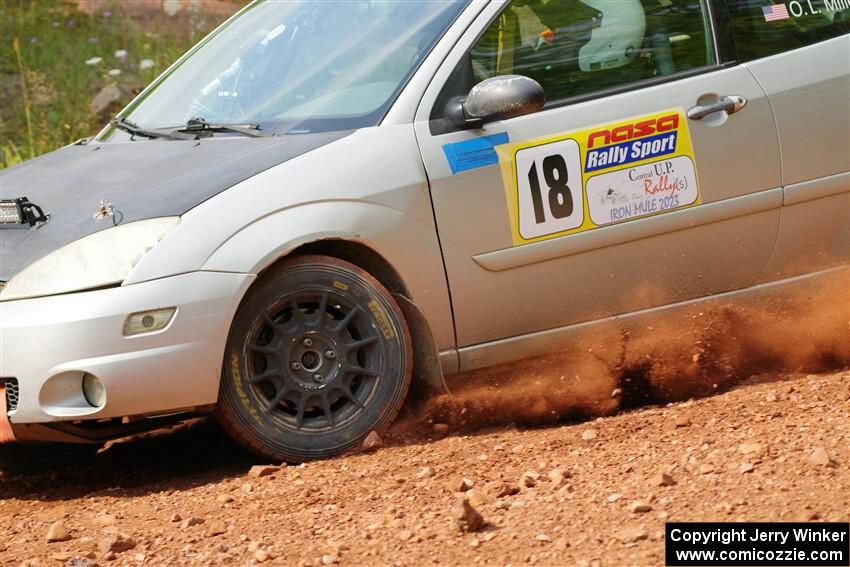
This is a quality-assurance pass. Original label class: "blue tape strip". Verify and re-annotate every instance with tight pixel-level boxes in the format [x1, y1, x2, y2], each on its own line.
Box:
[442, 132, 509, 175]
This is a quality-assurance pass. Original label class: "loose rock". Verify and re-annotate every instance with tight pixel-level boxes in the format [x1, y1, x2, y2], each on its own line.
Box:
[483, 480, 520, 498]
[674, 416, 691, 428]
[548, 469, 568, 486]
[651, 472, 676, 487]
[249, 465, 280, 478]
[619, 528, 649, 543]
[416, 467, 435, 479]
[206, 522, 227, 537]
[519, 471, 540, 488]
[581, 429, 597, 441]
[46, 521, 71, 543]
[181, 517, 205, 529]
[362, 431, 384, 452]
[464, 488, 491, 508]
[98, 535, 136, 554]
[809, 448, 833, 467]
[631, 502, 652, 514]
[452, 499, 484, 533]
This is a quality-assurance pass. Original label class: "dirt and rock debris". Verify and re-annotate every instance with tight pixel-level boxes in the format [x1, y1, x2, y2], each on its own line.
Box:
[1, 271, 848, 566]
[1, 370, 847, 566]
[423, 270, 849, 430]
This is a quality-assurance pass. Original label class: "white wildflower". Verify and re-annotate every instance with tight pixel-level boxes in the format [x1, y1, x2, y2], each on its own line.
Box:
[85, 56, 103, 66]
[163, 0, 181, 16]
[139, 59, 155, 71]
[107, 68, 122, 76]
[114, 49, 127, 60]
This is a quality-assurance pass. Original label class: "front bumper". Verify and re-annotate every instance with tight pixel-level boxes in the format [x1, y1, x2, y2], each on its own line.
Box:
[0, 271, 253, 438]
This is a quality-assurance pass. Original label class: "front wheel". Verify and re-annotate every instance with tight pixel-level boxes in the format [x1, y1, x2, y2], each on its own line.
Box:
[215, 255, 413, 462]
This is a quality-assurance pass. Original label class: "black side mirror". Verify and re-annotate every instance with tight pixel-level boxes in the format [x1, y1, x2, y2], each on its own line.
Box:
[447, 75, 546, 128]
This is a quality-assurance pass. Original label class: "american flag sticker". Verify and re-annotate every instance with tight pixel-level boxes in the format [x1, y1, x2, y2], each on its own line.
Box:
[762, 3, 790, 21]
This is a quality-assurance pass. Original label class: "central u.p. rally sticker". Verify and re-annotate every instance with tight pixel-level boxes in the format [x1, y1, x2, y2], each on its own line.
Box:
[496, 108, 701, 245]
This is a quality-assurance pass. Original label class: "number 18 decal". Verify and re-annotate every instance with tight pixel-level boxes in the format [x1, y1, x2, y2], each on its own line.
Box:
[514, 138, 584, 240]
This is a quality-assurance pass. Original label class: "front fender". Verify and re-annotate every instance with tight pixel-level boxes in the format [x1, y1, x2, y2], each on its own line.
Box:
[202, 201, 426, 275]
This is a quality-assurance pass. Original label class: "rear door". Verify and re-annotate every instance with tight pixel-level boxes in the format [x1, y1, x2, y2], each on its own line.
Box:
[722, 0, 850, 279]
[414, 0, 783, 357]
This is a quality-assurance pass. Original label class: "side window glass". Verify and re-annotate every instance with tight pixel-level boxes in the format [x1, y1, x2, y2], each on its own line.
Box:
[469, 0, 716, 103]
[727, 0, 850, 61]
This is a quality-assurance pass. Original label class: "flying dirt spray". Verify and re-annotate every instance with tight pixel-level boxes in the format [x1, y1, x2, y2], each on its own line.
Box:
[400, 268, 849, 432]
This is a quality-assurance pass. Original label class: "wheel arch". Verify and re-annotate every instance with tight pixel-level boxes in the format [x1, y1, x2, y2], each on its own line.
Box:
[290, 239, 410, 297]
[253, 238, 448, 398]
[201, 200, 454, 397]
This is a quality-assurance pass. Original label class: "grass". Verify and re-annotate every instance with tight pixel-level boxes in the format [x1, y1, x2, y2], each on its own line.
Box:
[0, 0, 241, 169]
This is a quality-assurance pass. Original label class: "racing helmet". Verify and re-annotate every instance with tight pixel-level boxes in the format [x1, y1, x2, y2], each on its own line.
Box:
[577, 0, 646, 72]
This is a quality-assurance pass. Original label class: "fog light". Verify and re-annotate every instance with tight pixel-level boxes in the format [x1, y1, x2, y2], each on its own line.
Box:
[123, 307, 176, 336]
[82, 373, 106, 407]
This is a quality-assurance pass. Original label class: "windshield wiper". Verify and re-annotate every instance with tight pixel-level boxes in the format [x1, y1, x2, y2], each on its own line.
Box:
[111, 117, 187, 140]
[176, 117, 273, 138]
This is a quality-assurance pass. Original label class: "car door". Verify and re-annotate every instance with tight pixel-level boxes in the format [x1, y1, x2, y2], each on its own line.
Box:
[720, 0, 850, 280]
[413, 0, 783, 364]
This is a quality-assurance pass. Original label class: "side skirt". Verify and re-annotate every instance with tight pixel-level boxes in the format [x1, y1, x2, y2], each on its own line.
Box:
[447, 265, 848, 379]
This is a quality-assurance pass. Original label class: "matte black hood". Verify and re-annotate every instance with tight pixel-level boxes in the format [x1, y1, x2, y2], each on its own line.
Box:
[0, 132, 348, 282]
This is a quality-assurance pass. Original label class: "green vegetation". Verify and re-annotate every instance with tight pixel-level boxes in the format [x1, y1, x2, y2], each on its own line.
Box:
[0, 0, 239, 169]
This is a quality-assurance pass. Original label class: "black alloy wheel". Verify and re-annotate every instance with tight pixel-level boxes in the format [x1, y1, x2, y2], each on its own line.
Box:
[215, 255, 412, 462]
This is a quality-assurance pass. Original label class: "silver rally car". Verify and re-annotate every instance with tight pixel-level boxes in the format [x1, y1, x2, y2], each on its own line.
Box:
[1, 0, 848, 464]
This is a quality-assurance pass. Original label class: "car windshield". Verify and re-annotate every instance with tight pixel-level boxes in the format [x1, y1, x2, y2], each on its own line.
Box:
[115, 0, 468, 136]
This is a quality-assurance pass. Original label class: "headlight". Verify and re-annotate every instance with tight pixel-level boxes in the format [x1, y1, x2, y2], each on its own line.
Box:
[0, 217, 179, 302]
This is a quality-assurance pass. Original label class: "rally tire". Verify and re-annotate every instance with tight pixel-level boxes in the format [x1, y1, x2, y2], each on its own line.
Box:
[215, 255, 413, 463]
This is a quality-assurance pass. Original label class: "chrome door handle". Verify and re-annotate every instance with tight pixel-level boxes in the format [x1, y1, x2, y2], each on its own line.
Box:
[687, 95, 747, 120]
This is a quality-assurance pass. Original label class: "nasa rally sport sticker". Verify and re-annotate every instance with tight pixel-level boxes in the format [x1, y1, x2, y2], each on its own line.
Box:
[496, 108, 701, 245]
